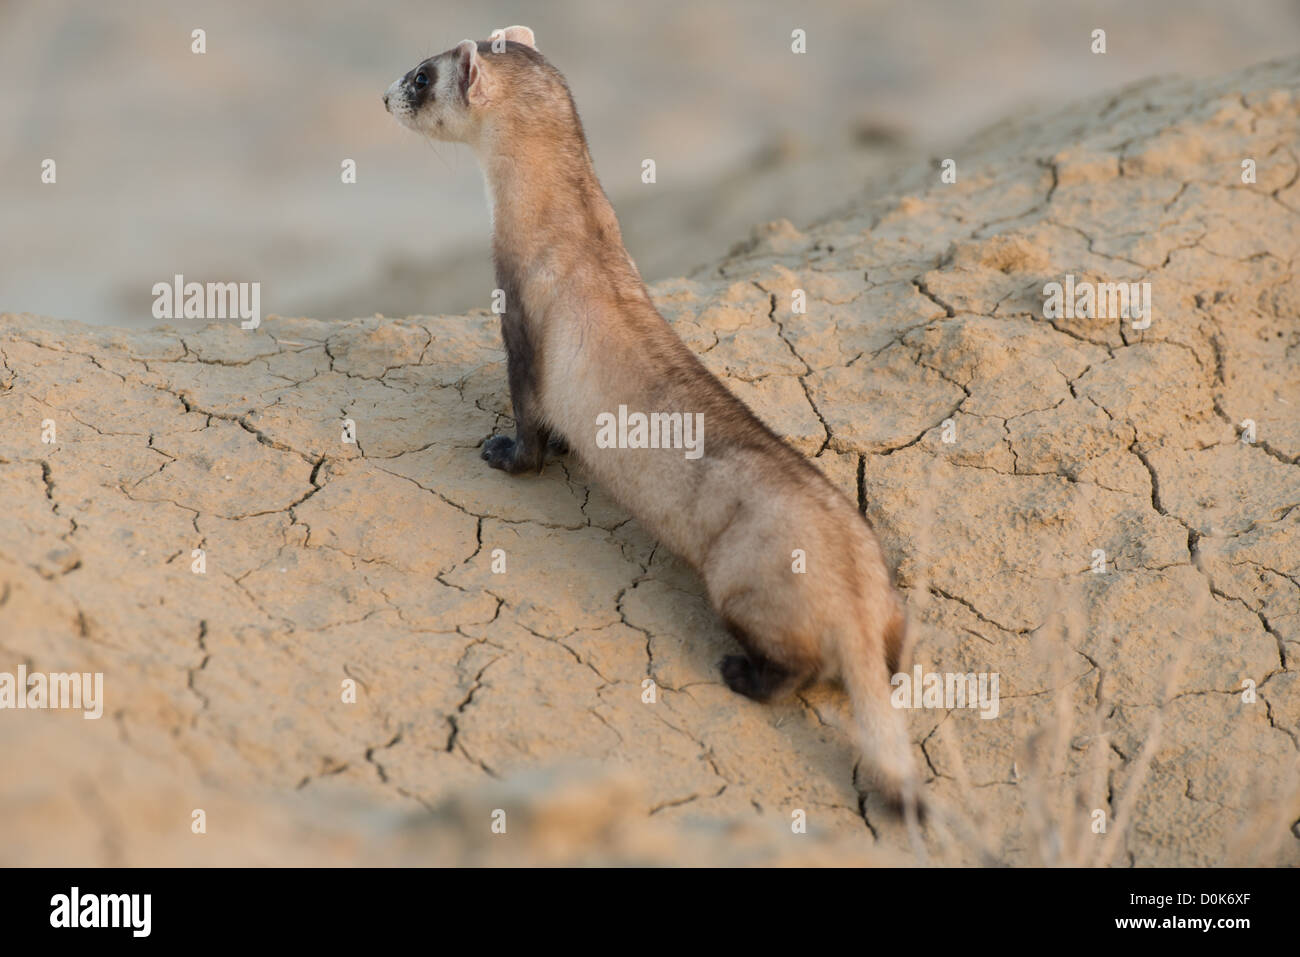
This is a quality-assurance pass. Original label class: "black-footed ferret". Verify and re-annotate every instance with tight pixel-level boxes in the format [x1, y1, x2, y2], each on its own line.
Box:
[384, 26, 921, 811]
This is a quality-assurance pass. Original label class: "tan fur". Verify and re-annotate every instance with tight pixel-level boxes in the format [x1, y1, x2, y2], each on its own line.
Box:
[385, 30, 921, 808]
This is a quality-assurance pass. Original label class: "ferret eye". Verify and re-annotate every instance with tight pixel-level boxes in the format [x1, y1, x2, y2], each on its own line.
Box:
[413, 71, 428, 88]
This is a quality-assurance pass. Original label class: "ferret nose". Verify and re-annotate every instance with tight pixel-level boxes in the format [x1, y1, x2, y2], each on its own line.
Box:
[382, 92, 390, 111]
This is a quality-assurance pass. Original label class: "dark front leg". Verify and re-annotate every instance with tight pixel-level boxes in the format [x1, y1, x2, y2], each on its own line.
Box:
[482, 309, 546, 474]
[481, 429, 544, 473]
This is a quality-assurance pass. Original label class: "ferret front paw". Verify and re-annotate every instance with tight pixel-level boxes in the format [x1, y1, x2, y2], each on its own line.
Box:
[481, 433, 536, 474]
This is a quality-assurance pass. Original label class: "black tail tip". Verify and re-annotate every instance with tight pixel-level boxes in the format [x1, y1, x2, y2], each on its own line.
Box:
[871, 782, 927, 825]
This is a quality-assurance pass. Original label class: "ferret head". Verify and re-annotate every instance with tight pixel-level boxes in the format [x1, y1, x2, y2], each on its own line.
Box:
[383, 26, 569, 147]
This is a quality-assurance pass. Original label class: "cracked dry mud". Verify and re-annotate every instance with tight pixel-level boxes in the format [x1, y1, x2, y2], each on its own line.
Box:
[2, 58, 1299, 866]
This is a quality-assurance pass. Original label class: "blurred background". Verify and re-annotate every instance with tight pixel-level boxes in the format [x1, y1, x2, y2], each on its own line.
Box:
[1, 0, 1297, 328]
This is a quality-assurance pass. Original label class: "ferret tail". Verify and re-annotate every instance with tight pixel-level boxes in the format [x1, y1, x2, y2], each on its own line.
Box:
[841, 610, 922, 818]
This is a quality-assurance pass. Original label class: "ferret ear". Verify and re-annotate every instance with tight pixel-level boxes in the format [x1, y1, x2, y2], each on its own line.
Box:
[455, 39, 493, 106]
[501, 25, 536, 49]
